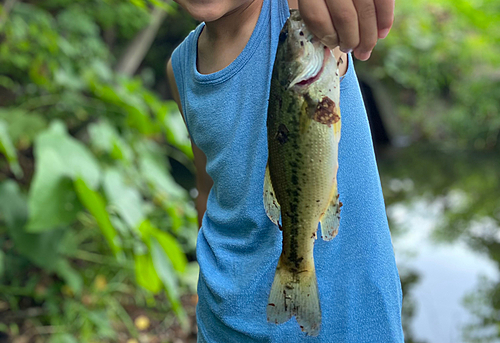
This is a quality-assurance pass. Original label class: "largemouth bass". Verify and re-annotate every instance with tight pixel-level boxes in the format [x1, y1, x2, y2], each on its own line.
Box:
[264, 10, 342, 336]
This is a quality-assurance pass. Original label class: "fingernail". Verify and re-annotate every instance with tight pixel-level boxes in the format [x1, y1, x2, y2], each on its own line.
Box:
[379, 29, 390, 39]
[359, 51, 372, 61]
[340, 47, 352, 54]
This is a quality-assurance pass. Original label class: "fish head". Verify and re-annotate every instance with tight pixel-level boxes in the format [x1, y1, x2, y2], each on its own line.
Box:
[277, 10, 335, 93]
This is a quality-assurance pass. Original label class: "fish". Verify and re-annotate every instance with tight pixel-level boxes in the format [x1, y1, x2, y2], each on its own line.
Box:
[264, 10, 342, 337]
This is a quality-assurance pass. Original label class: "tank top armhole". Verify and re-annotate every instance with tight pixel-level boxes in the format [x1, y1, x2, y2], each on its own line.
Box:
[171, 39, 197, 145]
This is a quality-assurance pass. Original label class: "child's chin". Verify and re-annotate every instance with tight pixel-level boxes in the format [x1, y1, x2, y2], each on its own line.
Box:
[179, 2, 227, 22]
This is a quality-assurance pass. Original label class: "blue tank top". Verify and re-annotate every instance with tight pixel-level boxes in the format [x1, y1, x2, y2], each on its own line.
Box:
[171, 0, 404, 341]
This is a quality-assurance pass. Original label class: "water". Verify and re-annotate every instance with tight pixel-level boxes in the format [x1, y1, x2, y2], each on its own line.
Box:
[377, 147, 500, 343]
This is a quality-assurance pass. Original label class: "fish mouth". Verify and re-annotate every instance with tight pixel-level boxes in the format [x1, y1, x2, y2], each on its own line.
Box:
[289, 46, 330, 89]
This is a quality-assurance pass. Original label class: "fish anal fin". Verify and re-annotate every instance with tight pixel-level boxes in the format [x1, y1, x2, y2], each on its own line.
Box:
[319, 182, 341, 241]
[264, 163, 281, 226]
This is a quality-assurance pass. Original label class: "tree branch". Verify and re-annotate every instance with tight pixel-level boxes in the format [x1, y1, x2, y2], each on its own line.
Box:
[115, 5, 169, 76]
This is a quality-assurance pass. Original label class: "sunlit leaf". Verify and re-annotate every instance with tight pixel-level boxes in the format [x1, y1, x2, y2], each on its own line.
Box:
[134, 253, 162, 293]
[138, 220, 187, 272]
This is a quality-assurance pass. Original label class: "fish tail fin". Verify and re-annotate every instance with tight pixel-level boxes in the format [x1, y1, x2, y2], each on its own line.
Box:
[267, 257, 321, 336]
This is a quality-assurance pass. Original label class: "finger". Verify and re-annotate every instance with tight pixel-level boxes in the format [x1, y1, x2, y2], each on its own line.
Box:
[352, 0, 378, 60]
[324, 0, 360, 53]
[298, 0, 339, 48]
[374, 0, 394, 38]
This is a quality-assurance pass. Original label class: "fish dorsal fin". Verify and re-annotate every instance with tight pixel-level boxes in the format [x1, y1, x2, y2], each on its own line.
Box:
[264, 163, 281, 226]
[319, 183, 341, 241]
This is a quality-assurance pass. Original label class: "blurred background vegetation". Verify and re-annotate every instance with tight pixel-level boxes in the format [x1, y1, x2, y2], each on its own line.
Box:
[0, 0, 498, 342]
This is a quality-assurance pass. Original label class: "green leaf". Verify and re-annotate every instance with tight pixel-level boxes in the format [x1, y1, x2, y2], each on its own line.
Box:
[50, 334, 79, 343]
[0, 180, 64, 270]
[0, 120, 22, 178]
[151, 237, 185, 321]
[88, 120, 132, 162]
[55, 259, 83, 295]
[74, 177, 121, 256]
[134, 253, 162, 293]
[27, 122, 100, 231]
[0, 250, 4, 278]
[103, 168, 144, 229]
[0, 108, 47, 148]
[138, 220, 187, 273]
[27, 150, 82, 232]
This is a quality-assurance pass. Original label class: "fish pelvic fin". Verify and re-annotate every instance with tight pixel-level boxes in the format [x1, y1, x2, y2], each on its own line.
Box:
[267, 257, 321, 336]
[319, 182, 341, 241]
[264, 163, 281, 226]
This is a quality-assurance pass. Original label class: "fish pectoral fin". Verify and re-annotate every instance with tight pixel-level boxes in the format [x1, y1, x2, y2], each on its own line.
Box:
[333, 108, 341, 141]
[319, 183, 341, 241]
[263, 163, 281, 226]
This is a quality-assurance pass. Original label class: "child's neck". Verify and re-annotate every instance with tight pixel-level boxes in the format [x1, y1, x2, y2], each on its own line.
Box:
[197, 0, 264, 75]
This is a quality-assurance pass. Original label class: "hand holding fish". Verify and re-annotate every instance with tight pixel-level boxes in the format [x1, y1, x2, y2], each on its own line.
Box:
[296, 0, 394, 60]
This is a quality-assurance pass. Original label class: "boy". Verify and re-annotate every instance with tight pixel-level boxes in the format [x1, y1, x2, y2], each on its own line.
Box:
[167, 0, 403, 341]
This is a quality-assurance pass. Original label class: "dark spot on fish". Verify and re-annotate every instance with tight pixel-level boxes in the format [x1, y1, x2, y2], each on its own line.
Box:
[276, 124, 289, 144]
[311, 232, 316, 238]
[313, 97, 340, 126]
[291, 174, 299, 185]
[270, 192, 273, 196]
[278, 221, 283, 231]
[329, 89, 331, 92]
[299, 31, 304, 36]
[319, 159, 322, 162]
[316, 200, 320, 202]
[297, 257, 304, 264]
[268, 303, 276, 307]
[300, 41, 304, 47]
[339, 201, 343, 208]
[279, 29, 288, 43]
[300, 326, 304, 331]
[296, 152, 303, 158]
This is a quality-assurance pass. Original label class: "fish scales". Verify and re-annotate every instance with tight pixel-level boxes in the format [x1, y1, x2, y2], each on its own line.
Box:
[264, 10, 341, 337]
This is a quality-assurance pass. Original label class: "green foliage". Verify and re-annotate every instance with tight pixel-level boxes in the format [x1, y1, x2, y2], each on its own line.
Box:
[0, 0, 197, 341]
[359, 0, 500, 149]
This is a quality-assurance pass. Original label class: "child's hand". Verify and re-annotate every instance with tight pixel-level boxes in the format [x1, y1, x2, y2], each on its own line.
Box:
[298, 0, 394, 61]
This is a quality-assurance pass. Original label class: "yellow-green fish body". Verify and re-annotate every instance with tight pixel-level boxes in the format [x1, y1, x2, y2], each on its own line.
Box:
[264, 10, 342, 336]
